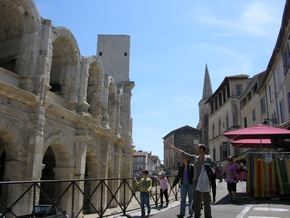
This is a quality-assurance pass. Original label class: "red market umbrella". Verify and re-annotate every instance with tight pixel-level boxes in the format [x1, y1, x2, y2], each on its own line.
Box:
[223, 124, 290, 141]
[230, 138, 290, 148]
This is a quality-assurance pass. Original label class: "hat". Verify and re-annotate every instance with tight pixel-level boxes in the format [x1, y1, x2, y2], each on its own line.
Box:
[159, 171, 165, 175]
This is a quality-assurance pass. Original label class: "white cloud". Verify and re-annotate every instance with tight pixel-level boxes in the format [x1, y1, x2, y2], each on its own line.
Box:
[192, 1, 282, 37]
[240, 1, 281, 35]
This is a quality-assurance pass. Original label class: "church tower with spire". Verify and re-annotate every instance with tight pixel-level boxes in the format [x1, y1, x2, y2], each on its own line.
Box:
[197, 64, 212, 146]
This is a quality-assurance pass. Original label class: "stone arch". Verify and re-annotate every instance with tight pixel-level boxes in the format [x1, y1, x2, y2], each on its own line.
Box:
[40, 133, 74, 204]
[0, 0, 41, 77]
[0, 117, 28, 212]
[50, 27, 81, 102]
[0, 117, 26, 162]
[44, 133, 74, 168]
[83, 146, 103, 213]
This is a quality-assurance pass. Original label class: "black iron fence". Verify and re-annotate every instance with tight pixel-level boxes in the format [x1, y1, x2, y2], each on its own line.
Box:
[0, 176, 180, 218]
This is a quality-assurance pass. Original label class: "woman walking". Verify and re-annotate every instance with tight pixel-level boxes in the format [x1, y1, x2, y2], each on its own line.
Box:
[171, 155, 194, 218]
[220, 156, 240, 202]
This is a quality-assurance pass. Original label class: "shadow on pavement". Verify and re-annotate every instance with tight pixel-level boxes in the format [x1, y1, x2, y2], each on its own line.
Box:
[213, 192, 290, 206]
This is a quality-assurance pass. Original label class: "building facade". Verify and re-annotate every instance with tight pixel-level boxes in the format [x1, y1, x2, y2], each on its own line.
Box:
[238, 0, 290, 129]
[163, 125, 201, 175]
[205, 75, 250, 161]
[204, 0, 290, 162]
[0, 0, 134, 216]
[132, 151, 161, 176]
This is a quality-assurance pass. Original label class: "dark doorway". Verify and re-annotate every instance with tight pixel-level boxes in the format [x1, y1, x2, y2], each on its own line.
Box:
[40, 147, 56, 204]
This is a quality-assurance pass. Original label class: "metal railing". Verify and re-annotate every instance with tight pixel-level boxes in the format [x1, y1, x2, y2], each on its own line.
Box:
[0, 176, 179, 218]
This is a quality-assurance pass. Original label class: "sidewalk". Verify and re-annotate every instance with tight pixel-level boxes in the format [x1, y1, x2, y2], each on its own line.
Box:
[102, 180, 233, 218]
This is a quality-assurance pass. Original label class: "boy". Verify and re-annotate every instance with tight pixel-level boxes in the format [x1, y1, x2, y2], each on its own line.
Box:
[134, 170, 152, 217]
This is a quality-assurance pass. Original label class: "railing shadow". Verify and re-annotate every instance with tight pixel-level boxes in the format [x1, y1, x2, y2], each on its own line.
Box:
[0, 176, 179, 218]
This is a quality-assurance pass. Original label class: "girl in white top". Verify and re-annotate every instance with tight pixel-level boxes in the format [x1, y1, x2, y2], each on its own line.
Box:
[154, 171, 169, 207]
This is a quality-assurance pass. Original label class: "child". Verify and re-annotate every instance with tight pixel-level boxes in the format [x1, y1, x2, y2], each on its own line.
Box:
[154, 171, 169, 207]
[134, 170, 152, 217]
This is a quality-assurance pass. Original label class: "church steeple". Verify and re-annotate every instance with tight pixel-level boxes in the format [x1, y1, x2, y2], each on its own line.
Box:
[197, 64, 212, 145]
[202, 64, 212, 100]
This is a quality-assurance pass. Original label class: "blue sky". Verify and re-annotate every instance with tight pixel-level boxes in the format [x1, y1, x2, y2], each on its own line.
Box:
[34, 0, 285, 162]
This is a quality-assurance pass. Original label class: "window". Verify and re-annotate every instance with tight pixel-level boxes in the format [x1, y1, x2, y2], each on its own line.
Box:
[138, 157, 143, 162]
[99, 52, 102, 56]
[194, 139, 199, 144]
[282, 40, 290, 75]
[288, 92, 290, 113]
[124, 52, 127, 56]
[236, 84, 243, 96]
[280, 100, 285, 123]
[260, 96, 266, 113]
[244, 117, 248, 128]
[268, 84, 273, 102]
[252, 109, 256, 121]
[222, 142, 228, 160]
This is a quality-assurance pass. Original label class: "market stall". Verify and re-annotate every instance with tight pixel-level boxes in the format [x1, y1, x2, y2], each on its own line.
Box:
[223, 124, 290, 198]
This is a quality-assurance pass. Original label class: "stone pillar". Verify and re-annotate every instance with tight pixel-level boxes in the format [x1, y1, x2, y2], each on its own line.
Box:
[120, 149, 133, 205]
[3, 160, 28, 216]
[94, 138, 109, 211]
[73, 135, 90, 216]
[53, 167, 74, 217]
[121, 82, 134, 139]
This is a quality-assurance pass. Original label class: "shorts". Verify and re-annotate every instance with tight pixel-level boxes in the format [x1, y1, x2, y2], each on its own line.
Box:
[227, 182, 237, 192]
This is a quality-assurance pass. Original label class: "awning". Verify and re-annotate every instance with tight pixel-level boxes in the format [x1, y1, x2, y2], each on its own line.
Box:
[230, 138, 290, 148]
[217, 148, 255, 166]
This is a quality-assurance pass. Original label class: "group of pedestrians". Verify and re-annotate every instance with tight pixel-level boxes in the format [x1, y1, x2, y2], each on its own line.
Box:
[170, 144, 213, 218]
[133, 144, 242, 218]
[133, 169, 170, 217]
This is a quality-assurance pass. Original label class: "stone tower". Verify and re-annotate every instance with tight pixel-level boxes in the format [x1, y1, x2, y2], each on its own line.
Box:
[97, 35, 130, 83]
[197, 64, 212, 147]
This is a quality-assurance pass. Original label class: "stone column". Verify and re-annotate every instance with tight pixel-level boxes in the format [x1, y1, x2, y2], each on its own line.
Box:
[3, 160, 28, 216]
[94, 138, 109, 211]
[73, 135, 90, 216]
[121, 82, 134, 139]
[53, 167, 74, 217]
[120, 149, 133, 205]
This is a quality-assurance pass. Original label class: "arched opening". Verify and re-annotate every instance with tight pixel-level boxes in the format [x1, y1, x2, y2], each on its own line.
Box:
[50, 33, 79, 100]
[0, 2, 24, 75]
[40, 147, 56, 204]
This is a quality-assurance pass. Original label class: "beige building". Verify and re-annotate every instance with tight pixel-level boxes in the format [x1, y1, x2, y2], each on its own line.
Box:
[0, 0, 134, 216]
[206, 0, 290, 162]
[238, 71, 268, 127]
[239, 0, 290, 129]
[205, 75, 250, 161]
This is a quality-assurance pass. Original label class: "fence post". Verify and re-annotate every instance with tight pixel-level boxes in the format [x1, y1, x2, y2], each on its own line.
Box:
[71, 181, 75, 218]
